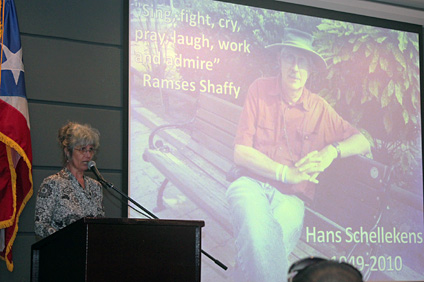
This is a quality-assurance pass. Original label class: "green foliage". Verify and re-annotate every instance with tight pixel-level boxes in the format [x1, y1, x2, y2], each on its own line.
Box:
[315, 20, 421, 179]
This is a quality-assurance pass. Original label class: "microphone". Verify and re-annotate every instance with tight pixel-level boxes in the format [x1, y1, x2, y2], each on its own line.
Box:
[88, 160, 107, 184]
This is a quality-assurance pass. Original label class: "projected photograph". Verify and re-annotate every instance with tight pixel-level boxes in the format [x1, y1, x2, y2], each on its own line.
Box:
[128, 0, 423, 281]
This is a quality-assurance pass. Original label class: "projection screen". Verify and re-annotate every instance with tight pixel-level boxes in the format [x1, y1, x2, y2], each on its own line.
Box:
[128, 0, 423, 281]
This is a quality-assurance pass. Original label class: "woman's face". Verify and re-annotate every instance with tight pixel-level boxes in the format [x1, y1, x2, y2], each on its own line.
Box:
[67, 145, 96, 173]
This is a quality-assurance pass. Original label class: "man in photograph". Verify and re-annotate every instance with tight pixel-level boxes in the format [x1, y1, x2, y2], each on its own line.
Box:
[226, 28, 371, 282]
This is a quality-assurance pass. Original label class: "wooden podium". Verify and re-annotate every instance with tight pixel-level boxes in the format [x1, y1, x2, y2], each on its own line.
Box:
[31, 217, 204, 282]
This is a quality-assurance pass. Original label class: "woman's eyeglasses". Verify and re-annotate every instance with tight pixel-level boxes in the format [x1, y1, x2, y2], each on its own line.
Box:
[74, 147, 96, 154]
[288, 257, 363, 282]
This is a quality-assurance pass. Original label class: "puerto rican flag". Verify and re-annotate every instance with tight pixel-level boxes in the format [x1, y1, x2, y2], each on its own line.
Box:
[0, 0, 33, 272]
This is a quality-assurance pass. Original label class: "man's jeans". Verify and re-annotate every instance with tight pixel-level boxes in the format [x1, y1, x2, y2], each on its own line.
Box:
[226, 176, 305, 282]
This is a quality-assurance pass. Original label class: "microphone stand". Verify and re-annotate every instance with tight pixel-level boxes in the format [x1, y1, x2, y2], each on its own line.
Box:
[98, 178, 228, 271]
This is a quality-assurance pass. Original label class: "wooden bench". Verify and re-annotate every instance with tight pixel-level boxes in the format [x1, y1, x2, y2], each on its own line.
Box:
[139, 91, 420, 280]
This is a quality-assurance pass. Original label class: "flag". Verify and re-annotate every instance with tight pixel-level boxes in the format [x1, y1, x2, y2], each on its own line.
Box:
[0, 0, 32, 272]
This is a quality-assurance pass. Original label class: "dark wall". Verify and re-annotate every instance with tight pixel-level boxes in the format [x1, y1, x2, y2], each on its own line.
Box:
[0, 1, 127, 281]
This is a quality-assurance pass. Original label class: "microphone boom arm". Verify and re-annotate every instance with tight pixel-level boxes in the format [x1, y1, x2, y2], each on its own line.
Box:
[94, 172, 228, 271]
[99, 180, 159, 221]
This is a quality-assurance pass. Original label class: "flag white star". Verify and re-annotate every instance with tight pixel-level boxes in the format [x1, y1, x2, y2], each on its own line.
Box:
[1, 43, 24, 85]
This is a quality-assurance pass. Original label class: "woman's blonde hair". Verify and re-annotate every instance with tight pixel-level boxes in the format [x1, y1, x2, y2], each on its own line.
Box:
[58, 121, 100, 165]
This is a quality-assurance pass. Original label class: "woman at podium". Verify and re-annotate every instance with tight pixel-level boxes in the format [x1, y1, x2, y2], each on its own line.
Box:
[34, 121, 105, 238]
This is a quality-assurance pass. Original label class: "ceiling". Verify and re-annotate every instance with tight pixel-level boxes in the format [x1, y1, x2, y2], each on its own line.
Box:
[278, 0, 424, 25]
[366, 0, 424, 11]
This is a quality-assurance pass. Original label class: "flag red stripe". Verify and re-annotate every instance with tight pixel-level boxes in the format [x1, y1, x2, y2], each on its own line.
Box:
[0, 100, 32, 161]
[0, 143, 14, 228]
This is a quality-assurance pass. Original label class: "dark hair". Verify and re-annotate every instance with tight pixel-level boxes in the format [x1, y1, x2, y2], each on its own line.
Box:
[291, 260, 363, 282]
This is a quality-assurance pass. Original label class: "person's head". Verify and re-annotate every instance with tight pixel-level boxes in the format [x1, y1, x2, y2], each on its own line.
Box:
[279, 46, 312, 94]
[58, 121, 100, 172]
[289, 257, 363, 282]
[266, 28, 326, 98]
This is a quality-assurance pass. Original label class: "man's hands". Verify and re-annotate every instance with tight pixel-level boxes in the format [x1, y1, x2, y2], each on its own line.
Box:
[235, 134, 370, 186]
[285, 133, 371, 184]
[286, 144, 338, 184]
[234, 143, 338, 185]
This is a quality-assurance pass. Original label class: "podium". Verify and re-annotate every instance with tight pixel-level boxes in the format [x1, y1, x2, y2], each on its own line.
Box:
[31, 217, 204, 282]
